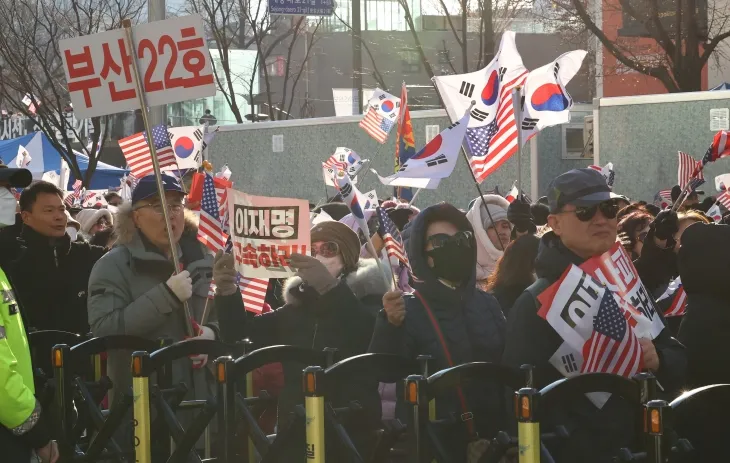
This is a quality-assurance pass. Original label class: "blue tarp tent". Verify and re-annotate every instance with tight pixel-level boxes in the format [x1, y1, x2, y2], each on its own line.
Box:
[711, 82, 730, 91]
[0, 132, 128, 190]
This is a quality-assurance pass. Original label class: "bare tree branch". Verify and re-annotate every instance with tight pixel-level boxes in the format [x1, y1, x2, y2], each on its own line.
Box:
[0, 0, 145, 186]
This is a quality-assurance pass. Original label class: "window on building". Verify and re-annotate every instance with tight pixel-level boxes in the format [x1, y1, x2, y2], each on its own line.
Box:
[265, 56, 286, 77]
[563, 124, 590, 159]
[400, 50, 420, 74]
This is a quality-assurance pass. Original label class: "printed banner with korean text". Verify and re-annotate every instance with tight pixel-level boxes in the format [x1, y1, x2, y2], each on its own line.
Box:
[60, 14, 216, 119]
[227, 189, 310, 279]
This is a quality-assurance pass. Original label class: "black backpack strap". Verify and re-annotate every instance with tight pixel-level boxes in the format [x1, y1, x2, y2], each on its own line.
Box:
[524, 278, 552, 309]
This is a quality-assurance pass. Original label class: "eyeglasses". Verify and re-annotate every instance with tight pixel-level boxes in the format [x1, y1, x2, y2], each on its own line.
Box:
[135, 202, 185, 216]
[426, 231, 473, 250]
[311, 241, 339, 258]
[563, 200, 620, 222]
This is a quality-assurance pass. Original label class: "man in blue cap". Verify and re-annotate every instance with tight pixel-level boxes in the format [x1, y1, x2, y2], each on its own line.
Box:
[502, 168, 686, 462]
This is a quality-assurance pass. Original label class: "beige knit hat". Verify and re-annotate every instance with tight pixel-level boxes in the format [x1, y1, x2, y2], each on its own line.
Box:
[310, 221, 361, 272]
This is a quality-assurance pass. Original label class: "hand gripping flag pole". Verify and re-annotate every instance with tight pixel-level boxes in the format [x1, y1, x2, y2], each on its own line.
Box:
[122, 19, 194, 337]
[430, 85, 506, 252]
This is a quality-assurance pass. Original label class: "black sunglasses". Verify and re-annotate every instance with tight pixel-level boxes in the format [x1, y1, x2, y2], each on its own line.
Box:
[566, 200, 620, 222]
[426, 231, 473, 250]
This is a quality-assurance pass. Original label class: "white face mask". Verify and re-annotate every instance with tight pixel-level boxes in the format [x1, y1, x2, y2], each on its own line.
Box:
[66, 227, 78, 241]
[315, 254, 344, 278]
[0, 188, 17, 228]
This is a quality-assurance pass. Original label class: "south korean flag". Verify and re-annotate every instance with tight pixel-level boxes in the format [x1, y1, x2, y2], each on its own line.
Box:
[167, 125, 209, 170]
[374, 110, 470, 188]
[518, 50, 587, 145]
[549, 342, 611, 409]
[432, 31, 527, 134]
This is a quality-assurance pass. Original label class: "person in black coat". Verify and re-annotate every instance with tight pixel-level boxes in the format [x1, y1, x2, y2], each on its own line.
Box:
[676, 222, 730, 387]
[369, 202, 506, 461]
[503, 169, 686, 462]
[229, 221, 387, 426]
[0, 182, 106, 338]
[674, 222, 730, 463]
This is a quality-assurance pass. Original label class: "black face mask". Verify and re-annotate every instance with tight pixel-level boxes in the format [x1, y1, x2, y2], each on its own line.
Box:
[427, 242, 473, 283]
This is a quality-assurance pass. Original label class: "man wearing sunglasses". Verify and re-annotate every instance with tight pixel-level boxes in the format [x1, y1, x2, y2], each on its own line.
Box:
[503, 168, 686, 462]
[371, 203, 506, 461]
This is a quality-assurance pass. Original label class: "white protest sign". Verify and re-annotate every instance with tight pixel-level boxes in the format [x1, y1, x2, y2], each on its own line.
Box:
[537, 265, 603, 353]
[227, 189, 310, 279]
[60, 14, 216, 119]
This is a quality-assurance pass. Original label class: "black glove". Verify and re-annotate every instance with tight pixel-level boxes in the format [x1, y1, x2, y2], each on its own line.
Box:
[650, 210, 679, 241]
[507, 195, 534, 234]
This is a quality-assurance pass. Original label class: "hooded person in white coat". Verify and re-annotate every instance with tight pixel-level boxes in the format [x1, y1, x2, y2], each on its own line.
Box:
[465, 195, 512, 290]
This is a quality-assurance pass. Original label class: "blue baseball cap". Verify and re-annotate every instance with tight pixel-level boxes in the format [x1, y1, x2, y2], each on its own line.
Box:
[131, 174, 184, 204]
[547, 168, 623, 213]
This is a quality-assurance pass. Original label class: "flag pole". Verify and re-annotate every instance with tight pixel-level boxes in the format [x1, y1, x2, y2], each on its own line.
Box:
[511, 87, 523, 194]
[408, 188, 422, 206]
[430, 80, 506, 252]
[122, 19, 194, 337]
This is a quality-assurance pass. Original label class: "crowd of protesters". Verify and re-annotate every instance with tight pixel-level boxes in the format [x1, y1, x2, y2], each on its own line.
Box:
[1, 161, 729, 462]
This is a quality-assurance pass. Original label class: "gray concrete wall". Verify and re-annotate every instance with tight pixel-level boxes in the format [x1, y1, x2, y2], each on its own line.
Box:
[596, 91, 730, 201]
[207, 107, 592, 206]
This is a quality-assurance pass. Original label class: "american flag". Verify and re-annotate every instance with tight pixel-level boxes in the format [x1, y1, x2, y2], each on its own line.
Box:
[239, 275, 270, 314]
[197, 173, 228, 251]
[678, 151, 704, 190]
[657, 277, 686, 318]
[581, 290, 643, 377]
[119, 124, 177, 178]
[376, 207, 410, 269]
[717, 191, 730, 210]
[654, 189, 672, 209]
[703, 130, 730, 164]
[466, 72, 528, 183]
[208, 274, 268, 313]
[64, 180, 83, 207]
[359, 106, 395, 144]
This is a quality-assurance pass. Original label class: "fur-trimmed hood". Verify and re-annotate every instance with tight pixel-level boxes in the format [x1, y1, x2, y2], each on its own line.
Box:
[281, 258, 389, 306]
[113, 201, 200, 245]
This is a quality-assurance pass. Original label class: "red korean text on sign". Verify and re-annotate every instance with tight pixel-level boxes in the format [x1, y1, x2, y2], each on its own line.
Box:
[235, 243, 307, 270]
[100, 39, 136, 102]
[64, 46, 102, 107]
[138, 25, 214, 94]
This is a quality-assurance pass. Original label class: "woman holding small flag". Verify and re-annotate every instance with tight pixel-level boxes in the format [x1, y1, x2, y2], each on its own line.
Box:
[223, 220, 389, 459]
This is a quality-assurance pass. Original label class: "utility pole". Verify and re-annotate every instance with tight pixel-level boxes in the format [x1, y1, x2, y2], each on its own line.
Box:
[352, 0, 363, 114]
[148, 0, 167, 127]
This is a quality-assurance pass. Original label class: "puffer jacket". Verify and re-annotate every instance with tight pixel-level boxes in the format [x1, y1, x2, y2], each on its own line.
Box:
[87, 207, 219, 406]
[503, 231, 686, 462]
[235, 258, 387, 425]
[369, 203, 506, 459]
